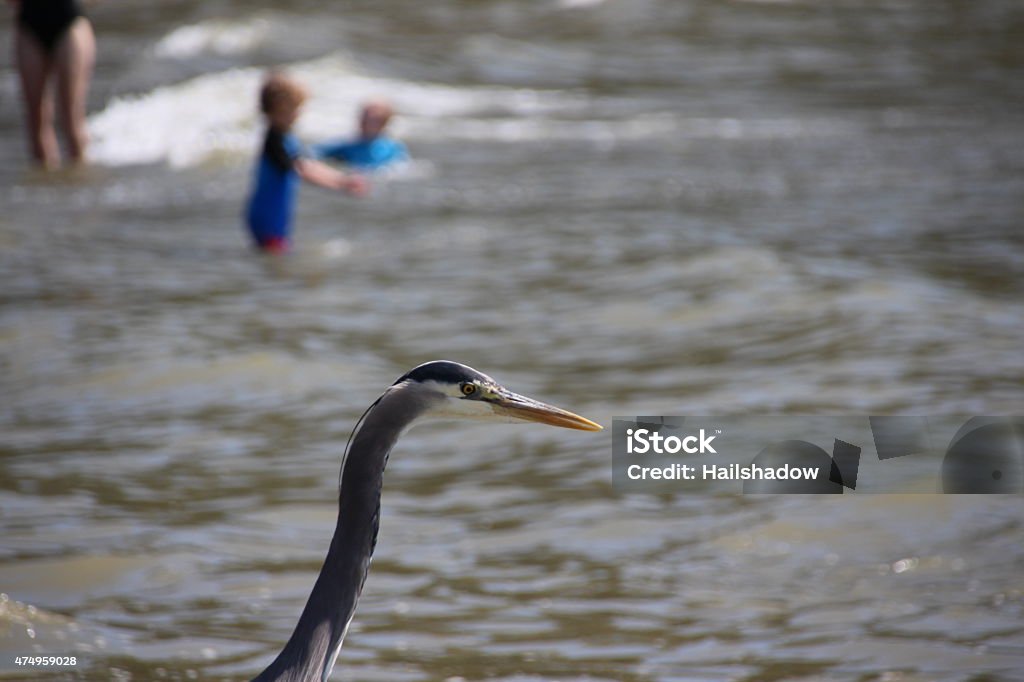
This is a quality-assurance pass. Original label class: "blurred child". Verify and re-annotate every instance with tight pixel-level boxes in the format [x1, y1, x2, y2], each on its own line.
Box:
[315, 98, 409, 171]
[245, 72, 367, 253]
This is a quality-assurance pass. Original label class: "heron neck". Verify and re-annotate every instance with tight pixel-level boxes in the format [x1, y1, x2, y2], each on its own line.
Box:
[253, 386, 425, 682]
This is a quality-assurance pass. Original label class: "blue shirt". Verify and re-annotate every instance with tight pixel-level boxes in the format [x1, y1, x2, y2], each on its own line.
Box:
[246, 129, 303, 243]
[314, 136, 408, 170]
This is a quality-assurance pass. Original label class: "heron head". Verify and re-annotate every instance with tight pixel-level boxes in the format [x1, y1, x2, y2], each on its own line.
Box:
[393, 360, 602, 431]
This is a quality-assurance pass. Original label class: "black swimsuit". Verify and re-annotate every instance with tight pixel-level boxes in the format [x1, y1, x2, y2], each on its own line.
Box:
[18, 0, 84, 54]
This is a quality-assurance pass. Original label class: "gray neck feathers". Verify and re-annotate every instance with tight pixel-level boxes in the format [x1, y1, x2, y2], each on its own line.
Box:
[252, 383, 430, 682]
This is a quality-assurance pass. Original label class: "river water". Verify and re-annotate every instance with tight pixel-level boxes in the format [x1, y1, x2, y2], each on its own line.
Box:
[1, 1, 1022, 680]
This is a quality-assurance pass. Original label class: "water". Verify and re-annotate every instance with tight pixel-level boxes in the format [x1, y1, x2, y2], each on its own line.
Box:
[1, 1, 1023, 680]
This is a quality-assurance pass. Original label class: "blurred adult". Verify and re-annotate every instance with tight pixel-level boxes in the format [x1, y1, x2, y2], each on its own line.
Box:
[10, 0, 96, 168]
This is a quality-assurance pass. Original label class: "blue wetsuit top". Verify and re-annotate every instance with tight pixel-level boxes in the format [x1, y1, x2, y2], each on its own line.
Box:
[314, 136, 408, 170]
[246, 129, 303, 245]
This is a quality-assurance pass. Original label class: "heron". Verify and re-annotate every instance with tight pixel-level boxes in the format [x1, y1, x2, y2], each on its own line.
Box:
[252, 360, 602, 682]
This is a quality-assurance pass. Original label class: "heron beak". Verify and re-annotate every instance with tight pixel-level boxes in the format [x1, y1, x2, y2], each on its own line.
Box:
[490, 390, 603, 431]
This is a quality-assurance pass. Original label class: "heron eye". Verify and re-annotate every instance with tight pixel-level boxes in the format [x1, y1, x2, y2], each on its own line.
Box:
[460, 382, 477, 396]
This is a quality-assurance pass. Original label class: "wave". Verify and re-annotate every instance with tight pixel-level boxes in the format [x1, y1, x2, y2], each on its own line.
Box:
[88, 18, 854, 169]
[152, 18, 272, 59]
[87, 51, 590, 169]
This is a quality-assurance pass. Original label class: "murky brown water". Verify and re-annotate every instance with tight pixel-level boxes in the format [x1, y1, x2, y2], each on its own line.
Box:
[1, 1, 1023, 680]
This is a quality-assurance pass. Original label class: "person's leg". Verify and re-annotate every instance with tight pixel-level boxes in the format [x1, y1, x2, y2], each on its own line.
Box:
[54, 18, 96, 164]
[14, 27, 59, 168]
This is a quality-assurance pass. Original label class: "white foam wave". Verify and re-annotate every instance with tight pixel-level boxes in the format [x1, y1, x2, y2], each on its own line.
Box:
[87, 54, 589, 168]
[87, 49, 853, 169]
[88, 68, 262, 168]
[153, 19, 271, 59]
